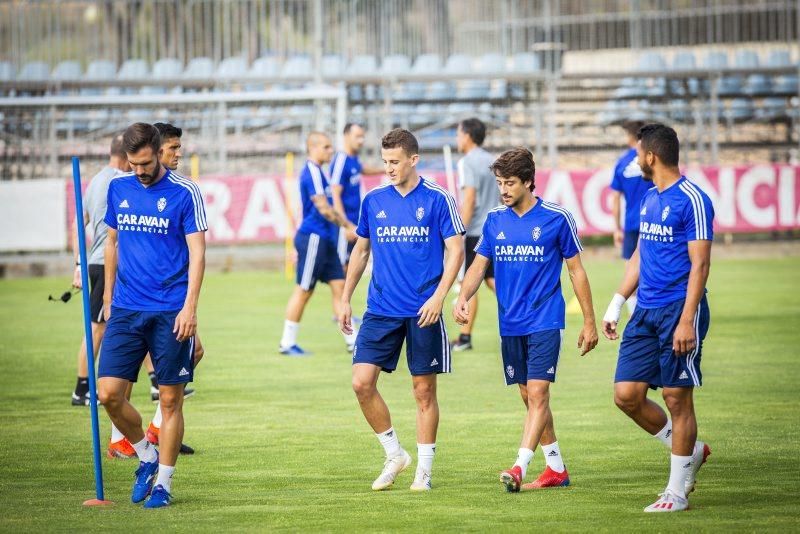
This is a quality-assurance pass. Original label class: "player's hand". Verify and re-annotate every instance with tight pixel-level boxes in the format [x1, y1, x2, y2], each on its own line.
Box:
[72, 266, 82, 289]
[613, 229, 623, 249]
[453, 297, 470, 325]
[339, 300, 353, 335]
[173, 306, 197, 342]
[289, 249, 299, 266]
[672, 319, 696, 356]
[602, 320, 619, 340]
[103, 300, 112, 322]
[418, 294, 444, 328]
[345, 225, 358, 243]
[578, 321, 599, 356]
[602, 293, 626, 341]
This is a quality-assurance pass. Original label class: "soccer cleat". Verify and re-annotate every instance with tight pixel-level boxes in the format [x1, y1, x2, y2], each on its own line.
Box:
[131, 456, 159, 503]
[451, 339, 472, 352]
[71, 392, 90, 406]
[500, 465, 522, 493]
[143, 484, 172, 508]
[644, 489, 689, 513]
[179, 443, 195, 455]
[151, 387, 195, 403]
[107, 438, 137, 459]
[372, 450, 412, 491]
[685, 441, 711, 494]
[409, 468, 432, 491]
[279, 344, 311, 356]
[522, 466, 571, 490]
[146, 422, 160, 445]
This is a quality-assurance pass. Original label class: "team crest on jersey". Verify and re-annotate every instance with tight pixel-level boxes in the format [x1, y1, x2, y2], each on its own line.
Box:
[416, 207, 425, 221]
[157, 197, 167, 212]
[532, 226, 541, 241]
[661, 206, 670, 221]
[506, 365, 514, 378]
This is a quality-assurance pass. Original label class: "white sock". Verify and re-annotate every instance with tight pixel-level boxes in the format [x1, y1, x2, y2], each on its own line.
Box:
[667, 454, 692, 498]
[110, 422, 125, 443]
[654, 420, 673, 448]
[541, 441, 565, 473]
[417, 443, 436, 474]
[280, 320, 300, 349]
[152, 403, 163, 428]
[131, 437, 158, 463]
[155, 464, 175, 493]
[376, 427, 401, 458]
[343, 329, 357, 346]
[626, 295, 637, 313]
[513, 447, 535, 479]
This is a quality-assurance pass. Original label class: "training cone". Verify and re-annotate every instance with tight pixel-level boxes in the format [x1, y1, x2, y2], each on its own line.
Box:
[566, 296, 582, 315]
[83, 498, 114, 506]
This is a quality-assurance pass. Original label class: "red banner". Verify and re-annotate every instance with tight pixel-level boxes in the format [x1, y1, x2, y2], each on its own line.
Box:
[67, 164, 800, 244]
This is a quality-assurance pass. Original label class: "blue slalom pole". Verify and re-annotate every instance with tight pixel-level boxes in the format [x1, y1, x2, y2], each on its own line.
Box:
[72, 156, 111, 506]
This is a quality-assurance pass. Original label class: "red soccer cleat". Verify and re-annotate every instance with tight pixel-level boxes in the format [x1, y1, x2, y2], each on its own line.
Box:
[500, 465, 523, 493]
[146, 422, 160, 445]
[522, 466, 570, 490]
[107, 437, 136, 459]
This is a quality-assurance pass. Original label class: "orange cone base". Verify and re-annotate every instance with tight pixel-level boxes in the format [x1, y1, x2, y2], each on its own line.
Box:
[83, 498, 114, 506]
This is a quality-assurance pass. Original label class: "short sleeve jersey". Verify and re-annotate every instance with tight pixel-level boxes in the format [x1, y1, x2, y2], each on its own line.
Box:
[83, 165, 122, 265]
[329, 151, 363, 225]
[104, 170, 208, 311]
[610, 148, 652, 232]
[458, 146, 499, 236]
[297, 160, 338, 243]
[475, 199, 582, 336]
[637, 176, 714, 309]
[356, 177, 465, 317]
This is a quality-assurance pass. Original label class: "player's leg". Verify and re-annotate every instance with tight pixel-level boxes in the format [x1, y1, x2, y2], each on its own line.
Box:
[74, 265, 108, 405]
[280, 232, 319, 354]
[453, 236, 481, 351]
[328, 279, 357, 351]
[107, 379, 137, 459]
[352, 314, 410, 490]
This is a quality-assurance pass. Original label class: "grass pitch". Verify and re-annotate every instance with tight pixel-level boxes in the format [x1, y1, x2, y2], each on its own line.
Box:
[0, 256, 798, 531]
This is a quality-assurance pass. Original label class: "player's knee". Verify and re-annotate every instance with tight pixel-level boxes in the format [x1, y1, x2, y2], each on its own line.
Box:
[158, 389, 183, 414]
[526, 384, 549, 407]
[412, 380, 436, 406]
[352, 377, 376, 399]
[97, 384, 122, 409]
[662, 391, 690, 416]
[614, 389, 642, 415]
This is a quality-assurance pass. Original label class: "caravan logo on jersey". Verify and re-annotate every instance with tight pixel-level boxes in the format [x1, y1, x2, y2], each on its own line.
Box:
[494, 241, 545, 263]
[639, 210, 674, 243]
[157, 197, 167, 212]
[375, 225, 430, 243]
[116, 213, 171, 235]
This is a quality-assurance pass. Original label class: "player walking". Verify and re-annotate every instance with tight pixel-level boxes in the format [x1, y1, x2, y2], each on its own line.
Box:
[340, 128, 465, 492]
[454, 147, 598, 492]
[602, 124, 713, 513]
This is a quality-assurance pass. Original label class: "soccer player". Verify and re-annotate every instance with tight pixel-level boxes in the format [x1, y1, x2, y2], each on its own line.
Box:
[602, 124, 713, 513]
[340, 128, 465, 492]
[280, 132, 357, 355]
[71, 133, 130, 408]
[329, 122, 383, 269]
[451, 118, 498, 351]
[610, 120, 649, 314]
[98, 122, 207, 508]
[453, 147, 598, 492]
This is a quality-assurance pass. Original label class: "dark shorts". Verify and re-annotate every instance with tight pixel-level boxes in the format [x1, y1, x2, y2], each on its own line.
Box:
[615, 297, 710, 388]
[336, 227, 356, 265]
[88, 264, 105, 324]
[295, 231, 345, 290]
[500, 329, 563, 385]
[466, 235, 494, 279]
[621, 230, 639, 260]
[353, 312, 451, 375]
[99, 307, 194, 385]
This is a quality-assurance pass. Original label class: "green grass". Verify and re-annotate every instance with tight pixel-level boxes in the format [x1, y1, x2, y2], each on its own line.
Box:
[0, 256, 799, 531]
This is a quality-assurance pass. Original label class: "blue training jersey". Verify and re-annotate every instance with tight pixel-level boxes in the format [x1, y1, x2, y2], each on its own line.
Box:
[637, 176, 714, 309]
[356, 177, 465, 317]
[104, 170, 208, 311]
[297, 160, 338, 243]
[610, 148, 652, 232]
[329, 151, 363, 225]
[475, 199, 582, 336]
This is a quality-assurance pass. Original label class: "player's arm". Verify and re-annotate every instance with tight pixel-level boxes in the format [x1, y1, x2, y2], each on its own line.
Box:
[311, 194, 355, 231]
[453, 253, 489, 325]
[418, 234, 465, 327]
[174, 231, 206, 342]
[460, 187, 476, 230]
[565, 254, 599, 356]
[102, 228, 118, 321]
[602, 246, 641, 340]
[611, 191, 623, 248]
[339, 237, 371, 335]
[673, 240, 711, 356]
[71, 209, 90, 288]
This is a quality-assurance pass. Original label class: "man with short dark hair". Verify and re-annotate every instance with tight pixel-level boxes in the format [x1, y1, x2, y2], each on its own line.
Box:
[340, 128, 465, 492]
[603, 123, 714, 513]
[452, 118, 497, 351]
[98, 122, 207, 508]
[455, 146, 598, 492]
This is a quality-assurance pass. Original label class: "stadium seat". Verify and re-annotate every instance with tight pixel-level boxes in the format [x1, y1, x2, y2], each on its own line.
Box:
[756, 97, 789, 121]
[380, 54, 411, 75]
[347, 55, 378, 76]
[118, 59, 149, 79]
[85, 60, 117, 80]
[511, 52, 540, 73]
[244, 56, 281, 91]
[426, 81, 455, 101]
[597, 100, 627, 125]
[141, 57, 183, 94]
[52, 61, 82, 81]
[184, 57, 214, 78]
[613, 77, 648, 99]
[668, 99, 693, 123]
[17, 61, 50, 81]
[443, 54, 473, 75]
[670, 51, 699, 96]
[0, 61, 14, 81]
[768, 50, 798, 96]
[735, 50, 771, 95]
[704, 52, 740, 96]
[725, 98, 754, 122]
[322, 54, 344, 78]
[406, 54, 441, 100]
[281, 56, 313, 80]
[217, 57, 249, 79]
[636, 53, 667, 97]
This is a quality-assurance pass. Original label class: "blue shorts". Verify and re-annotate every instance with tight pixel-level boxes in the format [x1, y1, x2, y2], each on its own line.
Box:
[353, 312, 451, 375]
[296, 231, 344, 290]
[615, 297, 710, 388]
[336, 227, 356, 265]
[501, 329, 563, 385]
[99, 307, 194, 385]
[621, 230, 639, 260]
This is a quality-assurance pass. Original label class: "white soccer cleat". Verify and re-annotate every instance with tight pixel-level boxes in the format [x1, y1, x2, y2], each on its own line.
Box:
[371, 450, 412, 491]
[644, 489, 689, 513]
[409, 468, 432, 492]
[686, 441, 711, 495]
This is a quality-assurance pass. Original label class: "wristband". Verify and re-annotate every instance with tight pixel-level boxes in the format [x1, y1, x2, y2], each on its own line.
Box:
[603, 293, 627, 324]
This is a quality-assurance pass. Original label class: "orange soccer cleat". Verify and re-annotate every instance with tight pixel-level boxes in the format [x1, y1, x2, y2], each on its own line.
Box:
[146, 422, 160, 445]
[107, 437, 136, 459]
[500, 465, 523, 493]
[522, 466, 570, 490]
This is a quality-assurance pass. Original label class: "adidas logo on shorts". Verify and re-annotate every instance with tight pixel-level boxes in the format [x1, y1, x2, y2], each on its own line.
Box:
[430, 358, 438, 366]
[496, 231, 506, 239]
[179, 367, 190, 377]
[547, 367, 555, 374]
[376, 210, 387, 219]
[119, 199, 129, 208]
[679, 370, 688, 380]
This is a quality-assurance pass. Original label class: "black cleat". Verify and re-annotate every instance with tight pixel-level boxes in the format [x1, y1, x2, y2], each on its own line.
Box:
[179, 443, 195, 455]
